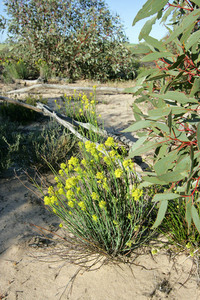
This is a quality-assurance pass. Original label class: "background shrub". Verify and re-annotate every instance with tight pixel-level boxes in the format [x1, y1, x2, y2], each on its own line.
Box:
[2, 0, 138, 81]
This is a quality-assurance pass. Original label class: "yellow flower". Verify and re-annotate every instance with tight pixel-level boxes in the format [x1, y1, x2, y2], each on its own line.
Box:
[54, 176, 59, 182]
[105, 137, 115, 147]
[78, 201, 86, 211]
[92, 215, 98, 222]
[151, 248, 158, 255]
[59, 223, 63, 228]
[96, 172, 104, 180]
[114, 168, 123, 178]
[60, 163, 67, 169]
[126, 240, 133, 248]
[132, 188, 143, 201]
[81, 159, 87, 166]
[74, 165, 82, 174]
[66, 190, 74, 200]
[58, 188, 65, 195]
[91, 192, 99, 200]
[102, 181, 109, 191]
[44, 196, 51, 205]
[134, 225, 140, 231]
[68, 156, 79, 167]
[99, 200, 107, 209]
[82, 94, 88, 101]
[76, 187, 81, 194]
[65, 177, 78, 189]
[97, 144, 104, 151]
[103, 156, 111, 165]
[50, 195, 57, 204]
[68, 200, 74, 208]
[123, 159, 134, 170]
[109, 150, 118, 158]
[127, 213, 132, 220]
[48, 186, 54, 195]
[59, 169, 64, 176]
[113, 220, 119, 227]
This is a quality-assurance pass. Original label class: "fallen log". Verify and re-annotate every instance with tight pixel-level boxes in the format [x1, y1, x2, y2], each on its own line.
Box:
[0, 95, 135, 148]
[0, 95, 146, 176]
[6, 83, 126, 95]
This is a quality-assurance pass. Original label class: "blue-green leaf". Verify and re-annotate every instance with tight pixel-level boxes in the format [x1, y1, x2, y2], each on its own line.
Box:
[142, 176, 166, 185]
[130, 43, 151, 54]
[128, 140, 160, 157]
[152, 200, 168, 228]
[141, 51, 173, 62]
[132, 0, 169, 26]
[158, 170, 188, 183]
[167, 9, 200, 43]
[197, 123, 200, 150]
[185, 27, 200, 50]
[191, 0, 200, 6]
[186, 201, 192, 228]
[150, 91, 198, 104]
[129, 135, 148, 153]
[123, 120, 153, 132]
[154, 152, 177, 175]
[144, 35, 167, 52]
[148, 107, 171, 118]
[153, 193, 181, 202]
[190, 78, 200, 97]
[139, 15, 158, 41]
[191, 205, 200, 234]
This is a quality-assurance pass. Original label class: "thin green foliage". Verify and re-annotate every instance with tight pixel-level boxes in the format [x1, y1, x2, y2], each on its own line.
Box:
[1, 58, 30, 82]
[0, 118, 77, 175]
[0, 95, 47, 124]
[0, 120, 22, 173]
[57, 86, 105, 143]
[40, 137, 154, 257]
[59, 87, 98, 125]
[160, 200, 200, 256]
[31, 122, 78, 172]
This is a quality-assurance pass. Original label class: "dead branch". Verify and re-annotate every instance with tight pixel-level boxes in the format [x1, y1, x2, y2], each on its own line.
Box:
[0, 95, 135, 148]
[0, 95, 143, 177]
[6, 83, 125, 95]
[0, 95, 42, 112]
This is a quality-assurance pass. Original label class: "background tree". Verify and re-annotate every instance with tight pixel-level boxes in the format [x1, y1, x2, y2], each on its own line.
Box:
[2, 0, 137, 81]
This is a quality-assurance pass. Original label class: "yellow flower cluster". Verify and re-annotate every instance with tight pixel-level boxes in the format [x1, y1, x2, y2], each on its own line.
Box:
[122, 159, 134, 171]
[114, 168, 123, 178]
[132, 187, 143, 201]
[92, 214, 98, 222]
[63, 89, 97, 120]
[105, 137, 116, 148]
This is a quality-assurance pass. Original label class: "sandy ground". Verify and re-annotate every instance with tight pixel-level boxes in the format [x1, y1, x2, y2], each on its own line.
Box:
[0, 81, 200, 299]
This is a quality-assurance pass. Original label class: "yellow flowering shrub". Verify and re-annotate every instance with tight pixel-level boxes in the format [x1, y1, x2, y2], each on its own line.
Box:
[42, 136, 153, 256]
